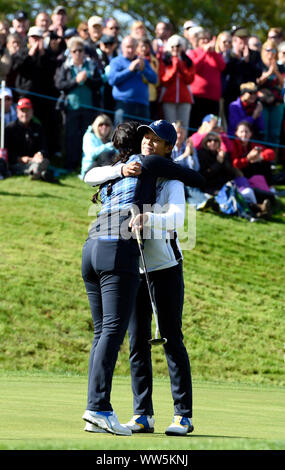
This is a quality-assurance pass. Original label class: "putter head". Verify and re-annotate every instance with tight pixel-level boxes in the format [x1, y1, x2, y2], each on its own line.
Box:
[148, 338, 167, 346]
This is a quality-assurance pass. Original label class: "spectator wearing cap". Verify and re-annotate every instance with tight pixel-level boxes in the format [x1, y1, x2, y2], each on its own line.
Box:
[159, 34, 195, 129]
[183, 22, 204, 51]
[187, 29, 226, 130]
[11, 11, 29, 44]
[49, 5, 68, 37]
[12, 25, 64, 158]
[152, 21, 173, 59]
[256, 39, 284, 146]
[222, 27, 263, 121]
[108, 35, 157, 125]
[227, 82, 265, 139]
[4, 97, 49, 179]
[55, 36, 103, 170]
[0, 87, 17, 125]
[84, 16, 105, 73]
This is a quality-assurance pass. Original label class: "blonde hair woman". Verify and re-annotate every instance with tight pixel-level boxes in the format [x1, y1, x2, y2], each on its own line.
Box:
[256, 39, 284, 145]
[80, 114, 116, 177]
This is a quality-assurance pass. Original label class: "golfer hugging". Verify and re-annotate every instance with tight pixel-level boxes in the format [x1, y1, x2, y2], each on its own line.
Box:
[81, 120, 205, 436]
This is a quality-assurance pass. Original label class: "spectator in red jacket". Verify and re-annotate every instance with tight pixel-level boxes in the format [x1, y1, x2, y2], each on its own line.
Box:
[187, 29, 226, 131]
[159, 34, 195, 130]
[231, 120, 275, 186]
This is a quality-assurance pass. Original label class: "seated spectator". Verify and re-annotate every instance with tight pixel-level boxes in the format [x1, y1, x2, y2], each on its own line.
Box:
[80, 114, 116, 178]
[0, 87, 17, 125]
[108, 35, 157, 125]
[4, 97, 50, 180]
[191, 114, 233, 154]
[256, 39, 284, 146]
[136, 37, 159, 120]
[55, 36, 103, 170]
[171, 120, 199, 170]
[159, 34, 195, 130]
[231, 121, 275, 187]
[197, 131, 239, 194]
[227, 82, 265, 139]
[187, 29, 226, 131]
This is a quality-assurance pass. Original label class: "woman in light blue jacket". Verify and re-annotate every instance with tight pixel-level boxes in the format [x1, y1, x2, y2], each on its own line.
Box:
[80, 113, 117, 178]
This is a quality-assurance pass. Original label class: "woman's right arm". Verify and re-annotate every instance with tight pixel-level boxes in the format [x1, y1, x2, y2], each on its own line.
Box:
[84, 164, 124, 186]
[142, 155, 206, 189]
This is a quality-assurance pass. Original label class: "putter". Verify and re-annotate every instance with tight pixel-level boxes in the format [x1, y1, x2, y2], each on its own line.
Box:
[130, 208, 167, 346]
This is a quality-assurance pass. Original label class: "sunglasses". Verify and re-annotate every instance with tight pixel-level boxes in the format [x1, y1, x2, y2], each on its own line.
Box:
[207, 138, 219, 143]
[71, 49, 83, 53]
[222, 39, 232, 43]
[265, 48, 277, 53]
[109, 26, 120, 30]
[99, 122, 110, 126]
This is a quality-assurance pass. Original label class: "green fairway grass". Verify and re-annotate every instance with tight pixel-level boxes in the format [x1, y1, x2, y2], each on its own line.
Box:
[0, 175, 285, 386]
[0, 373, 284, 450]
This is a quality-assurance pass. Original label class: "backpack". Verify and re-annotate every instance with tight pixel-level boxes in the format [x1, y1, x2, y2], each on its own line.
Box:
[215, 181, 254, 220]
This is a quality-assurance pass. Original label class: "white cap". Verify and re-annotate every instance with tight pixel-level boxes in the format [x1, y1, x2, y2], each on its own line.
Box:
[88, 16, 103, 28]
[183, 20, 197, 30]
[0, 87, 12, 99]
[187, 26, 204, 37]
[166, 34, 187, 51]
[28, 26, 44, 37]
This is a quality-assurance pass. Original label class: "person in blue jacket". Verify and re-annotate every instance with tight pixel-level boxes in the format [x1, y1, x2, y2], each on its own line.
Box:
[108, 35, 157, 125]
[80, 113, 117, 178]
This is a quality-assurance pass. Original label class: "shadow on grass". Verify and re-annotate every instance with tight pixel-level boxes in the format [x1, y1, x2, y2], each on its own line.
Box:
[0, 190, 64, 199]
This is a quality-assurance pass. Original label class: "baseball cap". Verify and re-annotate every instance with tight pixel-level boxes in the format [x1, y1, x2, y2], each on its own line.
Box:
[202, 114, 218, 123]
[138, 120, 177, 146]
[231, 26, 249, 38]
[28, 26, 44, 37]
[0, 87, 13, 99]
[53, 5, 66, 15]
[100, 34, 115, 44]
[17, 98, 33, 109]
[88, 16, 103, 28]
[64, 27, 78, 39]
[14, 11, 28, 21]
[183, 20, 198, 30]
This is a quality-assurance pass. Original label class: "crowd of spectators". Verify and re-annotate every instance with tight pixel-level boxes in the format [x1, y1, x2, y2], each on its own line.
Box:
[0, 6, 284, 216]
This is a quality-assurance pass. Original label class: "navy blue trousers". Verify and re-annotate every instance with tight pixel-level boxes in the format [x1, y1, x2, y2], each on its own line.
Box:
[82, 238, 140, 411]
[128, 262, 193, 417]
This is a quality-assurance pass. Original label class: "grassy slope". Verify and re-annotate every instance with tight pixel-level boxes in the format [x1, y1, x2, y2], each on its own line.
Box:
[0, 175, 285, 385]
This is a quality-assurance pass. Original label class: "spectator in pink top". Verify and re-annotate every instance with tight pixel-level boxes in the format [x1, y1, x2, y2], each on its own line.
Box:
[187, 30, 225, 131]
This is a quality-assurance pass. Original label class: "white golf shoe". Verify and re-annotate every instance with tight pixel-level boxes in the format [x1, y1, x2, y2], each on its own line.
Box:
[84, 422, 107, 433]
[82, 410, 132, 436]
[123, 414, 154, 433]
[165, 415, 194, 436]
